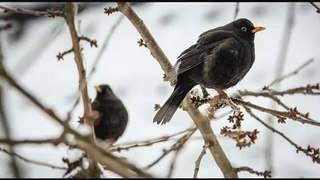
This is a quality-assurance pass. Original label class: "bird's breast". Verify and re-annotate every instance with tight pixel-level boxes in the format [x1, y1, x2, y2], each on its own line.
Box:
[200, 44, 254, 89]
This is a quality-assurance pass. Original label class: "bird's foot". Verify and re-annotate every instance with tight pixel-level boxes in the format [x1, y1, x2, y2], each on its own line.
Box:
[215, 88, 240, 112]
[105, 138, 116, 146]
[215, 88, 228, 98]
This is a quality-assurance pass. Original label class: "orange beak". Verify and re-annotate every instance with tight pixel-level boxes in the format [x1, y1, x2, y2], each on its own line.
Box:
[95, 86, 102, 93]
[251, 26, 266, 33]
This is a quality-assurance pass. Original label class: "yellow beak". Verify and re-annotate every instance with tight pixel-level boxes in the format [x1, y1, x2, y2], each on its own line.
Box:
[251, 26, 266, 33]
[95, 86, 102, 93]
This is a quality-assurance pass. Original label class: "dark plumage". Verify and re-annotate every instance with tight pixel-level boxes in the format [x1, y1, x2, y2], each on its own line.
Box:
[154, 18, 265, 125]
[91, 84, 128, 142]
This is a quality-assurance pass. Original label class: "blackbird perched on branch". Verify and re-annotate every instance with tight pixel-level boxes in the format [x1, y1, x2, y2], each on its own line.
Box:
[91, 84, 128, 145]
[153, 18, 265, 125]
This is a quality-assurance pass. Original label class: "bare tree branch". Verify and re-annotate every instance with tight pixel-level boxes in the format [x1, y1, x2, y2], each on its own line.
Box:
[265, 84, 320, 96]
[63, 3, 92, 122]
[0, 31, 21, 178]
[88, 14, 124, 79]
[309, 2, 320, 13]
[233, 2, 240, 20]
[267, 58, 314, 88]
[0, 5, 63, 18]
[110, 126, 196, 152]
[238, 84, 320, 122]
[0, 147, 67, 170]
[0, 137, 63, 146]
[166, 150, 179, 178]
[243, 105, 320, 165]
[232, 98, 320, 126]
[73, 138, 152, 178]
[235, 166, 271, 178]
[144, 127, 196, 169]
[193, 143, 209, 178]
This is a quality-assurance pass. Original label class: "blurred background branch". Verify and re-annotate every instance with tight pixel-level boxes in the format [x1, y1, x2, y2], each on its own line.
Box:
[0, 29, 21, 178]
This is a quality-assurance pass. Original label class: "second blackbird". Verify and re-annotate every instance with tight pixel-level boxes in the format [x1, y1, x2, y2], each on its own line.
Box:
[153, 18, 265, 125]
[92, 84, 128, 144]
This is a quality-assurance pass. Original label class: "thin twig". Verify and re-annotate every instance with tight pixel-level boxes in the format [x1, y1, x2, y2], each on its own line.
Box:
[88, 14, 124, 79]
[244, 106, 300, 152]
[166, 151, 179, 178]
[235, 166, 271, 178]
[57, 48, 74, 61]
[0, 137, 63, 146]
[267, 58, 313, 88]
[233, 2, 240, 20]
[0, 5, 63, 17]
[238, 90, 290, 110]
[110, 126, 196, 152]
[65, 97, 81, 122]
[0, 147, 67, 170]
[238, 87, 319, 122]
[193, 143, 209, 178]
[144, 128, 196, 169]
[266, 84, 320, 96]
[243, 105, 320, 165]
[232, 98, 320, 126]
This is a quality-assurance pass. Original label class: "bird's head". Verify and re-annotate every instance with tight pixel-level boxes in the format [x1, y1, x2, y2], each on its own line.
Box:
[95, 84, 113, 96]
[230, 18, 265, 42]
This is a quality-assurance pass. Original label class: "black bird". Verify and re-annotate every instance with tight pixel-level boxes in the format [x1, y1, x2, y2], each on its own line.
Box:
[154, 18, 265, 125]
[91, 84, 128, 144]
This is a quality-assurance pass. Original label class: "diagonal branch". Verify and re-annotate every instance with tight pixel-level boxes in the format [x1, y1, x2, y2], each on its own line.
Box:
[232, 98, 320, 126]
[0, 5, 63, 18]
[266, 58, 313, 88]
[117, 2, 238, 178]
[0, 147, 67, 170]
[193, 143, 209, 178]
[0, 137, 63, 146]
[116, 2, 176, 85]
[309, 2, 320, 13]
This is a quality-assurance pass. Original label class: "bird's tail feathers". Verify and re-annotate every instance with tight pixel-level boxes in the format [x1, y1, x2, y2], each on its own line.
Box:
[153, 81, 194, 125]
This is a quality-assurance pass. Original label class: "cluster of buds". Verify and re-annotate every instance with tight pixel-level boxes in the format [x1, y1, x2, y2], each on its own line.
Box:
[227, 111, 244, 129]
[137, 38, 147, 47]
[190, 96, 211, 108]
[221, 127, 259, 149]
[297, 145, 320, 164]
[62, 156, 84, 177]
[104, 6, 119, 15]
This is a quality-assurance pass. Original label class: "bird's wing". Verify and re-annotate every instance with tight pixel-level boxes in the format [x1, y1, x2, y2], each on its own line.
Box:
[175, 30, 234, 75]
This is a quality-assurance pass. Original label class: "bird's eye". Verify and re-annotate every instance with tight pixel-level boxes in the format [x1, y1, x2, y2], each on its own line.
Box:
[241, 27, 247, 32]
